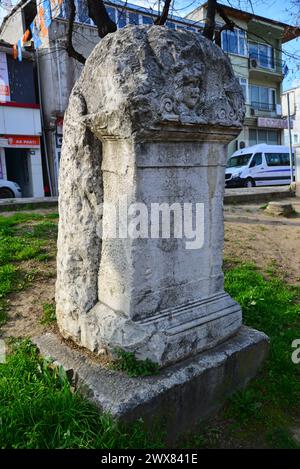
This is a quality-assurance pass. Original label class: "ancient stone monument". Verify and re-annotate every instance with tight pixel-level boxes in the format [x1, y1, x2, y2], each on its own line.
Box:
[55, 26, 267, 370]
[32, 25, 270, 435]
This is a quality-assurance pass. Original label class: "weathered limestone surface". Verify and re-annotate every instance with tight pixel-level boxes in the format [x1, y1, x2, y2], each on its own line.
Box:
[33, 326, 269, 441]
[56, 25, 246, 365]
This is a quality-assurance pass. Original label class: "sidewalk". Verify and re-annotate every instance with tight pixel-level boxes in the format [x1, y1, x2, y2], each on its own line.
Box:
[224, 186, 294, 204]
[0, 186, 296, 211]
[0, 197, 58, 211]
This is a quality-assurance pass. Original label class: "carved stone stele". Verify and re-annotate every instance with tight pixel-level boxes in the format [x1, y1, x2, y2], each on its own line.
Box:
[56, 25, 245, 365]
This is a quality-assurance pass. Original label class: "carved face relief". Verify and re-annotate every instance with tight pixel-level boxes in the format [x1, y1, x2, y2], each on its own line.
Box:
[175, 71, 202, 114]
[180, 79, 200, 109]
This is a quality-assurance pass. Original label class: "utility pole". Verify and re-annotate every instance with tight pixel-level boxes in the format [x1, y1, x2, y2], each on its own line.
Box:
[287, 92, 294, 184]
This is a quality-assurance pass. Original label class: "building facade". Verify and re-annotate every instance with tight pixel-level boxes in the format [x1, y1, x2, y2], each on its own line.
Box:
[282, 86, 300, 195]
[0, 40, 44, 197]
[282, 86, 300, 146]
[187, 2, 300, 157]
[0, 1, 299, 195]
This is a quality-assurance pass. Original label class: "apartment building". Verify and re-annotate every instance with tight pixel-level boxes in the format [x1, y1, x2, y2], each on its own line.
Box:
[187, 2, 300, 156]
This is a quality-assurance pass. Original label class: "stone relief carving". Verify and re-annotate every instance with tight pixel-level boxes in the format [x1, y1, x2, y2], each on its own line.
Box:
[75, 26, 245, 139]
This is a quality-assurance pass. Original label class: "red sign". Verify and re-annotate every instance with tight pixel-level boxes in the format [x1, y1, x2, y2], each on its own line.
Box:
[4, 135, 40, 147]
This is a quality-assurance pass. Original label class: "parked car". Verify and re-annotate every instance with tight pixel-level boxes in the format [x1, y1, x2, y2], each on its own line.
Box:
[0, 179, 22, 198]
[225, 144, 294, 188]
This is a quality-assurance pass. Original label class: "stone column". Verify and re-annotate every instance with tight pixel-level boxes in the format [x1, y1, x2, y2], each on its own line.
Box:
[56, 26, 245, 366]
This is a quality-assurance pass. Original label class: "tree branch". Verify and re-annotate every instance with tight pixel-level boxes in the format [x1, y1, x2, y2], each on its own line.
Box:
[203, 0, 217, 40]
[155, 0, 172, 26]
[216, 4, 235, 32]
[87, 0, 117, 38]
[215, 24, 232, 46]
[214, 4, 235, 46]
[66, 0, 86, 65]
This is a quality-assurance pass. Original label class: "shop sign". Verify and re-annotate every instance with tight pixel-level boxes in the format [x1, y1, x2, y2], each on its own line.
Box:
[257, 117, 291, 130]
[0, 135, 40, 148]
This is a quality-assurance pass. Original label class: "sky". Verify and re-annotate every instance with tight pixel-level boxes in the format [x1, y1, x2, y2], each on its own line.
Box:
[0, 0, 299, 89]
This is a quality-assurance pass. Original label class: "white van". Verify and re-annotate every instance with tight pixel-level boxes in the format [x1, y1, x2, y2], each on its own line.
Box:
[225, 144, 294, 188]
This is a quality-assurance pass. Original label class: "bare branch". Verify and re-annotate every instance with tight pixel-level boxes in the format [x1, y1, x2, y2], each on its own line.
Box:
[155, 0, 172, 26]
[66, 0, 86, 65]
[214, 3, 235, 46]
[215, 24, 233, 46]
[216, 4, 235, 32]
[87, 0, 117, 38]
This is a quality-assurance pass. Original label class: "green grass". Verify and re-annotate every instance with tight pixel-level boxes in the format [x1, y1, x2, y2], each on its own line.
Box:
[183, 262, 300, 448]
[41, 303, 56, 325]
[111, 349, 160, 377]
[0, 212, 58, 327]
[0, 203, 58, 213]
[0, 340, 165, 449]
[0, 211, 299, 448]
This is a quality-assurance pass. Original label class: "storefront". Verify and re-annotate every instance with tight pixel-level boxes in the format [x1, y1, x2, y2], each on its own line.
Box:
[0, 47, 44, 198]
[0, 134, 43, 197]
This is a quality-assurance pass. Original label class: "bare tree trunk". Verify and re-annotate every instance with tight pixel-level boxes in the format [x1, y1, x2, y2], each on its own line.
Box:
[87, 0, 117, 38]
[155, 0, 172, 26]
[203, 0, 217, 40]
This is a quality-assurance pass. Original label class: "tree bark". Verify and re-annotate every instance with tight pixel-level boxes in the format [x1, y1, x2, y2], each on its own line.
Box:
[203, 0, 217, 40]
[87, 0, 117, 38]
[66, 0, 86, 65]
[155, 0, 172, 26]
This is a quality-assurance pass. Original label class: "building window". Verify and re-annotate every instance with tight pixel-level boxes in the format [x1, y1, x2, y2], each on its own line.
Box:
[250, 85, 276, 111]
[128, 12, 139, 24]
[239, 77, 248, 103]
[142, 15, 153, 25]
[293, 133, 299, 144]
[76, 0, 90, 23]
[221, 29, 247, 56]
[117, 11, 127, 28]
[106, 7, 116, 23]
[249, 42, 275, 69]
[166, 21, 176, 29]
[249, 129, 280, 146]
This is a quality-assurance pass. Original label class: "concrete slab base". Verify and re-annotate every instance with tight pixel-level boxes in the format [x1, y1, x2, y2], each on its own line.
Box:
[33, 326, 268, 442]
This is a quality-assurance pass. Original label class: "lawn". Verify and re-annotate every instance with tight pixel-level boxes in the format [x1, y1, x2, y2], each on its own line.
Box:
[0, 211, 300, 448]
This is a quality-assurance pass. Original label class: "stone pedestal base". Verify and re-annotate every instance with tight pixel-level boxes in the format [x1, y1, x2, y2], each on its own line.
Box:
[58, 292, 242, 366]
[33, 326, 268, 442]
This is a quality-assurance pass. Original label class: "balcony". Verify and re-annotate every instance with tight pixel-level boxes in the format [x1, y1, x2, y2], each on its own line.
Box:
[249, 57, 288, 82]
[245, 103, 280, 125]
[250, 101, 275, 112]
